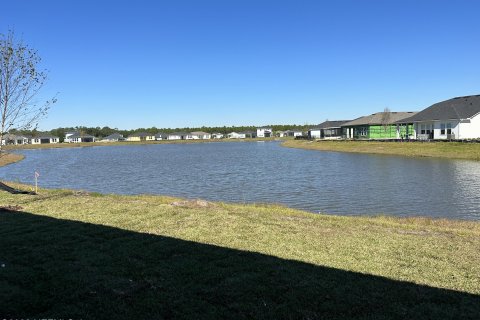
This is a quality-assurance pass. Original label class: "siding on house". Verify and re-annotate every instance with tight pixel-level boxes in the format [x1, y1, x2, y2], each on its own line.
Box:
[342, 112, 416, 139]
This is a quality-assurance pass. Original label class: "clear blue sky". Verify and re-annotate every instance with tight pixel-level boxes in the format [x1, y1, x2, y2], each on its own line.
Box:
[2, 0, 480, 130]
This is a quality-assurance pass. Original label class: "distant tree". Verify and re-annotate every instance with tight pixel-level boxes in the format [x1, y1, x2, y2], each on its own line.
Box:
[381, 107, 392, 133]
[0, 30, 56, 152]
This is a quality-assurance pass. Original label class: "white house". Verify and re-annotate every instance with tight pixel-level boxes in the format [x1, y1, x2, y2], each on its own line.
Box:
[31, 134, 60, 144]
[189, 131, 211, 140]
[167, 132, 188, 140]
[155, 132, 168, 140]
[64, 131, 77, 143]
[284, 130, 303, 137]
[257, 127, 273, 138]
[227, 132, 245, 139]
[67, 132, 96, 143]
[211, 133, 224, 139]
[1, 134, 29, 145]
[401, 95, 480, 140]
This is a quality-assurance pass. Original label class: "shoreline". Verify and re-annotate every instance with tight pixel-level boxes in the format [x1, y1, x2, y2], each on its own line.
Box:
[282, 139, 480, 161]
[3, 137, 285, 151]
[0, 152, 25, 167]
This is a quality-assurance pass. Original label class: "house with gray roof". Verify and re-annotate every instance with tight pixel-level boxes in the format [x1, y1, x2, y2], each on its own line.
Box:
[102, 133, 125, 142]
[308, 120, 351, 139]
[1, 134, 29, 145]
[31, 133, 60, 144]
[155, 132, 168, 140]
[398, 95, 480, 140]
[67, 132, 96, 143]
[342, 112, 416, 139]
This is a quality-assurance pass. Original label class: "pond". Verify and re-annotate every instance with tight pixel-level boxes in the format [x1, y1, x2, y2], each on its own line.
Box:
[1, 141, 480, 220]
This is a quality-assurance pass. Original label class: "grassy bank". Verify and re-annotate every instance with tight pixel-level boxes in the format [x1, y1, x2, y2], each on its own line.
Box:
[4, 137, 285, 151]
[283, 139, 480, 161]
[1, 183, 479, 319]
[0, 153, 25, 166]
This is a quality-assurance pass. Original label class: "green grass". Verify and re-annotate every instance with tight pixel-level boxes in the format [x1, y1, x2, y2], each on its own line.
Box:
[283, 139, 480, 161]
[1, 184, 479, 319]
[4, 137, 287, 151]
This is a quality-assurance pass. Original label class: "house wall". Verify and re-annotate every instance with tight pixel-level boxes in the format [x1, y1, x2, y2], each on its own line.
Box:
[257, 128, 272, 138]
[413, 121, 460, 140]
[309, 129, 321, 139]
[127, 136, 141, 141]
[458, 114, 480, 139]
[368, 125, 398, 139]
[167, 135, 183, 140]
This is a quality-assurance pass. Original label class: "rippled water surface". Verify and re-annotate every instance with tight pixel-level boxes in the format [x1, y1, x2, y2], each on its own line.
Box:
[2, 141, 480, 220]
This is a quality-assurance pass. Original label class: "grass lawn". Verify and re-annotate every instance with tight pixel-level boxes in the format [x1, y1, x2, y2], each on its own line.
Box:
[282, 139, 480, 161]
[0, 184, 479, 319]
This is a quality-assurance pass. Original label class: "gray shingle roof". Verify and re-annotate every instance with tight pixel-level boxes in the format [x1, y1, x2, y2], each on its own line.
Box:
[104, 133, 124, 140]
[342, 112, 417, 126]
[400, 95, 480, 122]
[311, 120, 351, 130]
[69, 133, 95, 139]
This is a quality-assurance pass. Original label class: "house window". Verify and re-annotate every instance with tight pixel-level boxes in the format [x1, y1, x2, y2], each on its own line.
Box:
[359, 127, 368, 136]
[440, 123, 446, 135]
[420, 124, 426, 134]
[447, 123, 452, 135]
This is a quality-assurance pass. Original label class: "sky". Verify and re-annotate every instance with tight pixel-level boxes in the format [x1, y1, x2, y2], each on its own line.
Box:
[1, 0, 480, 130]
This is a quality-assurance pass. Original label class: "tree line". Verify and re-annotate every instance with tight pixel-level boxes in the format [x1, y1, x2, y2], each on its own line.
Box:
[9, 124, 312, 142]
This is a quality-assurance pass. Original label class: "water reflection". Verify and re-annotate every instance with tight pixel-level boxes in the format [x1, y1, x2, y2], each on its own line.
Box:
[1, 142, 479, 220]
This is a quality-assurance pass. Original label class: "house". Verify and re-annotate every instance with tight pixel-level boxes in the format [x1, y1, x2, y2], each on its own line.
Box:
[64, 131, 77, 143]
[102, 133, 125, 142]
[308, 121, 351, 139]
[31, 133, 60, 144]
[211, 133, 224, 139]
[398, 95, 480, 140]
[240, 131, 256, 138]
[126, 132, 156, 142]
[67, 132, 96, 143]
[167, 132, 188, 140]
[1, 134, 29, 145]
[155, 132, 168, 140]
[257, 127, 273, 138]
[227, 132, 246, 139]
[189, 131, 211, 140]
[342, 112, 416, 139]
[284, 130, 304, 137]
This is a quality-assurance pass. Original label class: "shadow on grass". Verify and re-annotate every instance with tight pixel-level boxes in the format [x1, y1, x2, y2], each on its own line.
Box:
[1, 209, 479, 319]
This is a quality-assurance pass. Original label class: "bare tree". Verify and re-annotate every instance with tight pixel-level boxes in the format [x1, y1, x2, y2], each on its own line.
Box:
[380, 107, 391, 133]
[0, 30, 56, 153]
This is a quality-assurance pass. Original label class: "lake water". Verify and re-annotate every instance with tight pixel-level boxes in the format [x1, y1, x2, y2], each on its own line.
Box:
[2, 141, 480, 220]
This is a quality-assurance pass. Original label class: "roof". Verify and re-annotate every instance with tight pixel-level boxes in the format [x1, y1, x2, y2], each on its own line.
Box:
[342, 112, 417, 126]
[239, 131, 256, 134]
[69, 133, 95, 139]
[155, 132, 167, 137]
[190, 131, 210, 135]
[399, 95, 480, 122]
[33, 133, 59, 139]
[310, 120, 351, 130]
[104, 133, 124, 140]
[168, 132, 189, 136]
